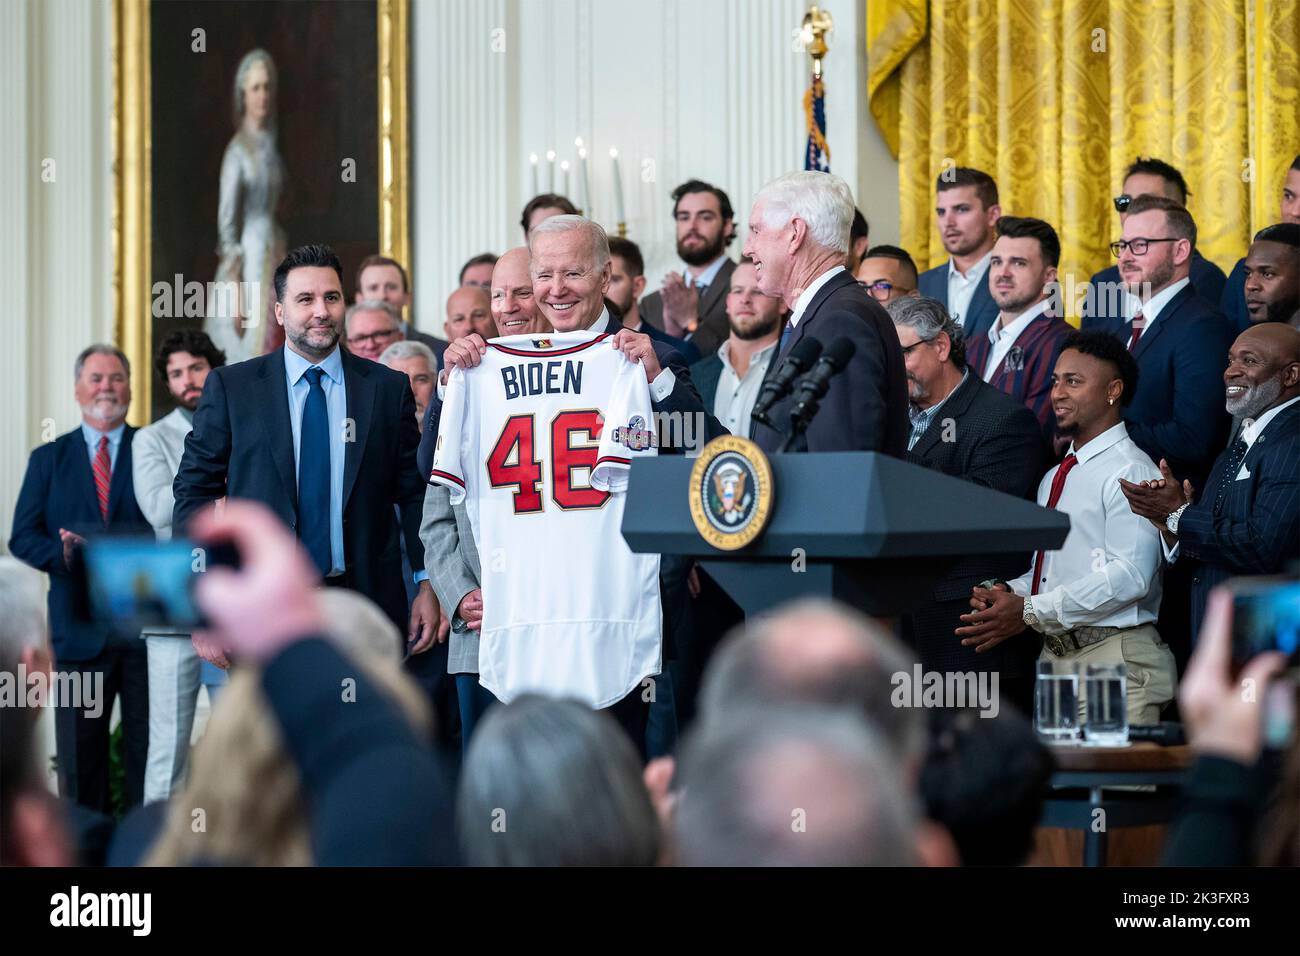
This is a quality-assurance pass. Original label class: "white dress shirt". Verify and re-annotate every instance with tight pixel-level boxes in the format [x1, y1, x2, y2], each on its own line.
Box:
[1008, 422, 1164, 635]
[1126, 276, 1190, 332]
[982, 299, 1051, 380]
[947, 250, 993, 329]
[714, 339, 777, 435]
[788, 265, 846, 330]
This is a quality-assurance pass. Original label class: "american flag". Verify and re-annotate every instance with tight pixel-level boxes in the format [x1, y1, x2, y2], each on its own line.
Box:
[804, 73, 830, 172]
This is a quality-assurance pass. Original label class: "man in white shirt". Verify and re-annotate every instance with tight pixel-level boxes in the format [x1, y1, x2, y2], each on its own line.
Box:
[132, 330, 228, 802]
[916, 167, 1003, 341]
[957, 330, 1177, 724]
[690, 257, 785, 435]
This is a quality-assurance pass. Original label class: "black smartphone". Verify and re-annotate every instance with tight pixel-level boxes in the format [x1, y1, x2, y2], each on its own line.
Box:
[71, 536, 240, 632]
[1228, 576, 1300, 667]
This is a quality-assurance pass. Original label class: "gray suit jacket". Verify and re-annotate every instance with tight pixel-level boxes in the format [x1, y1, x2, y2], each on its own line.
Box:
[420, 483, 481, 674]
[638, 257, 737, 358]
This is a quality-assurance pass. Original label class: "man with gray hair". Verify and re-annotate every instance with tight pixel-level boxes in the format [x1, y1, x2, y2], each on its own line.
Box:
[673, 706, 936, 866]
[888, 297, 1046, 714]
[345, 298, 405, 362]
[10, 345, 152, 813]
[743, 171, 908, 454]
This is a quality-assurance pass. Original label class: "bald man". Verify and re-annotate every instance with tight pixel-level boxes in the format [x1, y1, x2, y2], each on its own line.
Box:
[1121, 323, 1300, 639]
[490, 248, 550, 336]
[444, 286, 495, 344]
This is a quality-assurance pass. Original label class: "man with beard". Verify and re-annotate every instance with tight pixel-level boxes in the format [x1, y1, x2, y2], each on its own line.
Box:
[958, 332, 1176, 726]
[131, 331, 229, 801]
[916, 168, 1002, 341]
[174, 245, 437, 656]
[965, 217, 1073, 435]
[1120, 323, 1300, 641]
[1241, 223, 1300, 327]
[689, 256, 786, 434]
[1220, 156, 1300, 330]
[10, 345, 152, 812]
[638, 179, 738, 357]
[607, 236, 697, 361]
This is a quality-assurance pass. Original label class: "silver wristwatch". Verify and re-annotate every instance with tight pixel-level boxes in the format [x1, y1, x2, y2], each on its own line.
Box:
[1022, 596, 1041, 631]
[1166, 502, 1190, 535]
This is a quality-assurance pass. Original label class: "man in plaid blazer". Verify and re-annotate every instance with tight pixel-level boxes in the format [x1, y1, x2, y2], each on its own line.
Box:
[1121, 323, 1300, 641]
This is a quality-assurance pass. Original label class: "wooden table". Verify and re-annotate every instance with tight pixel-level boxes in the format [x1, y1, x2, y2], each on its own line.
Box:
[1040, 743, 1194, 866]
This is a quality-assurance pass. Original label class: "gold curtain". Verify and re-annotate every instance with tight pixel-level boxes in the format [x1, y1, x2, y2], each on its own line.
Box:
[867, 0, 1300, 320]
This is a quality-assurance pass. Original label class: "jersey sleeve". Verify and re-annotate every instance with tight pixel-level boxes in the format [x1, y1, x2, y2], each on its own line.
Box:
[428, 366, 470, 505]
[592, 349, 657, 494]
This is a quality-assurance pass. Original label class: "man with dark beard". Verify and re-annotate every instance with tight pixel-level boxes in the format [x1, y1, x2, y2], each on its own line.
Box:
[1242, 223, 1300, 326]
[607, 236, 697, 361]
[689, 256, 786, 434]
[1121, 323, 1300, 641]
[638, 179, 738, 357]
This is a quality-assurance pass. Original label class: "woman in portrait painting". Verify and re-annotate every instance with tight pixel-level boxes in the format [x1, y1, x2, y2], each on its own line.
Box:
[204, 48, 287, 362]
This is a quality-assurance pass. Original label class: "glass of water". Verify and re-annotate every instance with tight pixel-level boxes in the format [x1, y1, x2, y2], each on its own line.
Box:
[1034, 659, 1079, 742]
[1083, 662, 1129, 746]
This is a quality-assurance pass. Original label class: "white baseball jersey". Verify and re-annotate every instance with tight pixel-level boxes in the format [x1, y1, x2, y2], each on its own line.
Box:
[429, 330, 662, 708]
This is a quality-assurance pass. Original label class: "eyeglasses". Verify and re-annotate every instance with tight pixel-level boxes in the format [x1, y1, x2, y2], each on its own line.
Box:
[348, 328, 400, 346]
[900, 338, 934, 357]
[1113, 194, 1133, 213]
[858, 279, 911, 301]
[1109, 237, 1180, 257]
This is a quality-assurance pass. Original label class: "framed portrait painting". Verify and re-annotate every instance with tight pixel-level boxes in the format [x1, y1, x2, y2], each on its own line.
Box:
[114, 0, 410, 422]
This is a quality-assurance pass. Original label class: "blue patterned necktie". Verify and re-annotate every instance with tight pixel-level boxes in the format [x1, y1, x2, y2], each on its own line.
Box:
[1212, 436, 1249, 514]
[778, 320, 795, 356]
[299, 366, 333, 576]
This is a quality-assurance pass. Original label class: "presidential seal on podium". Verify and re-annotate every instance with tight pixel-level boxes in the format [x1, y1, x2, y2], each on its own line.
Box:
[688, 435, 775, 551]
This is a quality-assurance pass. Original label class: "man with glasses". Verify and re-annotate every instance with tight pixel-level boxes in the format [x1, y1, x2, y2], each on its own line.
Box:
[855, 245, 921, 304]
[344, 299, 405, 362]
[1083, 157, 1227, 326]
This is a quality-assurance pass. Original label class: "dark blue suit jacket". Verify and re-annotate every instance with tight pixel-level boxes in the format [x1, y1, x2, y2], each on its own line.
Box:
[173, 347, 427, 632]
[1176, 400, 1300, 640]
[751, 269, 909, 456]
[10, 428, 151, 662]
[1082, 252, 1228, 327]
[690, 354, 723, 418]
[1089, 284, 1235, 487]
[917, 260, 1000, 342]
[1219, 257, 1251, 332]
[640, 319, 700, 364]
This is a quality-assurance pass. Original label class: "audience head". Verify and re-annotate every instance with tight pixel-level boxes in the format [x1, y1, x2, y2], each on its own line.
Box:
[989, 216, 1060, 315]
[888, 296, 967, 408]
[443, 285, 494, 343]
[355, 255, 412, 317]
[674, 706, 930, 866]
[672, 179, 736, 266]
[745, 171, 856, 305]
[0, 558, 67, 867]
[1224, 323, 1300, 420]
[699, 598, 925, 772]
[1283, 156, 1300, 225]
[1244, 223, 1300, 325]
[521, 193, 579, 240]
[606, 236, 648, 318]
[1052, 330, 1139, 440]
[74, 344, 131, 430]
[154, 330, 225, 412]
[457, 695, 659, 866]
[1116, 156, 1190, 217]
[345, 299, 405, 361]
[846, 208, 871, 273]
[490, 247, 548, 336]
[147, 589, 429, 866]
[1116, 195, 1196, 297]
[273, 244, 346, 361]
[920, 707, 1052, 865]
[933, 167, 1000, 259]
[378, 339, 437, 424]
[528, 215, 612, 332]
[459, 253, 498, 290]
[857, 244, 919, 303]
[724, 256, 787, 341]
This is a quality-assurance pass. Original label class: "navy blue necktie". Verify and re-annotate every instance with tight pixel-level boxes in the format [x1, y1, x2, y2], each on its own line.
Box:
[778, 320, 795, 356]
[1212, 437, 1249, 514]
[299, 366, 333, 576]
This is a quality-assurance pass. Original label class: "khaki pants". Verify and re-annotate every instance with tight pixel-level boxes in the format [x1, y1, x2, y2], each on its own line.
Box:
[1039, 623, 1177, 725]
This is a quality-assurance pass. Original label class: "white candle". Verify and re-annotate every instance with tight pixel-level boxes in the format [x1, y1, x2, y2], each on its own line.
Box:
[546, 149, 557, 193]
[577, 147, 590, 215]
[529, 153, 539, 196]
[609, 147, 625, 224]
[560, 160, 571, 199]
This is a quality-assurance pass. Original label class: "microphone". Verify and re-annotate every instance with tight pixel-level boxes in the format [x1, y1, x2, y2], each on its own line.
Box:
[788, 337, 856, 431]
[750, 336, 823, 428]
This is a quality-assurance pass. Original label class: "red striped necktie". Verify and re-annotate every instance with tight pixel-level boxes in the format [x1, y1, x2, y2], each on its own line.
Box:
[1031, 452, 1078, 595]
[1126, 312, 1145, 352]
[93, 434, 111, 523]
